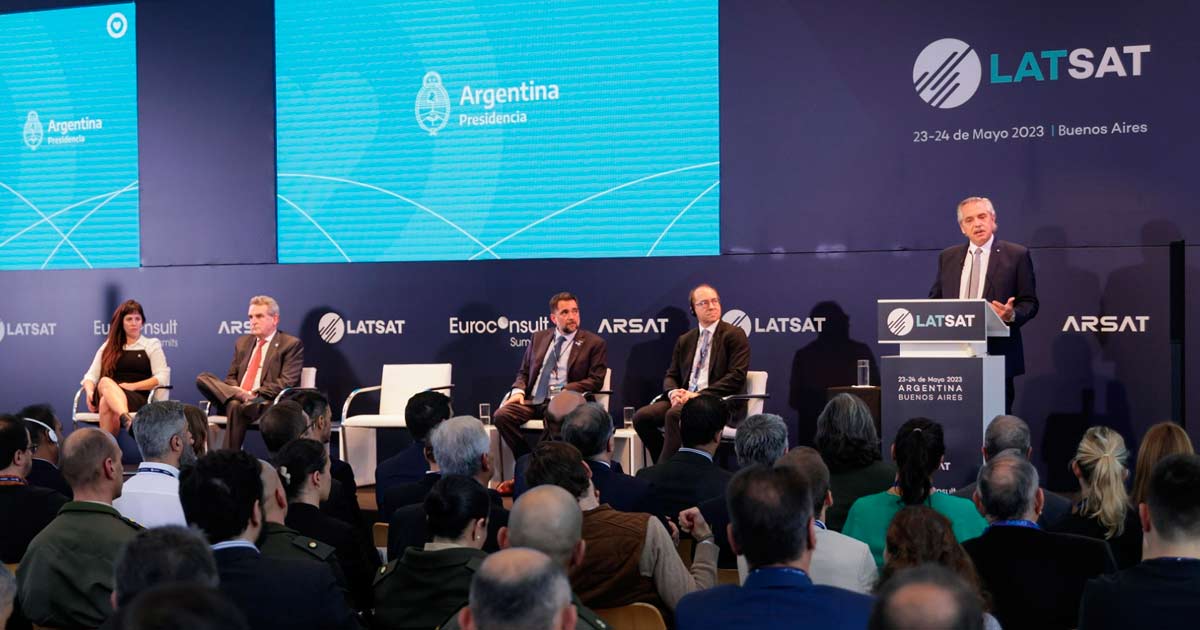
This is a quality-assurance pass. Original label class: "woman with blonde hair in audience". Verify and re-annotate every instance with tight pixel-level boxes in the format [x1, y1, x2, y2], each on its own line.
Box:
[1049, 426, 1142, 568]
[815, 393, 895, 531]
[1131, 422, 1193, 506]
[877, 506, 1000, 630]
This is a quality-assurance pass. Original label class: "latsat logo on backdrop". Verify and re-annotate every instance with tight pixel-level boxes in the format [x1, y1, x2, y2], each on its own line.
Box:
[597, 317, 670, 335]
[721, 309, 825, 338]
[0, 320, 58, 343]
[318, 312, 406, 345]
[95, 319, 180, 348]
[1062, 315, 1149, 333]
[914, 38, 1151, 109]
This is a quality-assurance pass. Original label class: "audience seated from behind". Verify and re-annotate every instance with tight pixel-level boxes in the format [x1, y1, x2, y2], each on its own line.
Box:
[113, 401, 195, 528]
[843, 418, 987, 566]
[526, 441, 717, 614]
[511, 390, 588, 499]
[868, 564, 984, 630]
[1079, 453, 1200, 629]
[675, 464, 873, 630]
[1130, 422, 1193, 508]
[120, 583, 250, 630]
[276, 438, 380, 612]
[0, 414, 68, 565]
[636, 394, 733, 519]
[289, 390, 360, 499]
[17, 427, 140, 629]
[963, 450, 1116, 630]
[457, 548, 577, 630]
[178, 449, 360, 630]
[697, 413, 789, 568]
[379, 440, 441, 522]
[100, 525, 221, 630]
[777, 447, 876, 594]
[875, 506, 999, 629]
[1048, 426, 1142, 569]
[813, 394, 895, 531]
[388, 417, 508, 558]
[374, 475, 490, 630]
[376, 390, 452, 506]
[952, 414, 1070, 527]
[560, 401, 650, 512]
[19, 404, 72, 498]
[182, 403, 210, 456]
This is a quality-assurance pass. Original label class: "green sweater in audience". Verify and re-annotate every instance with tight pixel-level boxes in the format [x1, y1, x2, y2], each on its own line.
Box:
[843, 490, 987, 567]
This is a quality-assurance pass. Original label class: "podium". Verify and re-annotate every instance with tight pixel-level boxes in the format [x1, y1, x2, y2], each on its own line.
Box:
[877, 299, 1009, 491]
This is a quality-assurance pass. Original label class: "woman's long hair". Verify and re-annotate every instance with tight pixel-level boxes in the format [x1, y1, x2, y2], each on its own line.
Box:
[1074, 426, 1131, 539]
[1131, 422, 1193, 506]
[815, 394, 882, 473]
[879, 506, 991, 611]
[100, 300, 145, 379]
[893, 417, 945, 505]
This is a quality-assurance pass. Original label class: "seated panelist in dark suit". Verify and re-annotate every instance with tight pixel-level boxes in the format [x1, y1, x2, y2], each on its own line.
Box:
[636, 395, 733, 520]
[493, 292, 608, 461]
[963, 451, 1115, 630]
[375, 390, 451, 508]
[19, 408, 72, 499]
[561, 402, 651, 513]
[929, 197, 1038, 413]
[179, 449, 360, 630]
[0, 415, 69, 564]
[196, 295, 305, 451]
[633, 284, 749, 463]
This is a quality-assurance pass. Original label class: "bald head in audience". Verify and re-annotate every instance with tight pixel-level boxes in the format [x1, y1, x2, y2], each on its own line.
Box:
[870, 564, 983, 630]
[459, 548, 576, 630]
[500, 485, 585, 571]
[61, 427, 124, 503]
[973, 449, 1044, 522]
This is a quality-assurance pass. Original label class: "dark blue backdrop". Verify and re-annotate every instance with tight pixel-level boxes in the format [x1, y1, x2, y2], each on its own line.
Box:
[1, 0, 1196, 491]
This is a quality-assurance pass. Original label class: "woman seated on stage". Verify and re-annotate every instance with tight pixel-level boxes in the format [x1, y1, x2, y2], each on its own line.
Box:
[81, 299, 169, 435]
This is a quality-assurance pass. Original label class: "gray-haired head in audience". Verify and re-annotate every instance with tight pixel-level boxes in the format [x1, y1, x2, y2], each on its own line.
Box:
[735, 413, 789, 466]
[459, 548, 575, 630]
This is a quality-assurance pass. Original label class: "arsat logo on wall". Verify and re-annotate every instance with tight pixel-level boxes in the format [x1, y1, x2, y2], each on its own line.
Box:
[1062, 315, 1149, 333]
[914, 38, 1151, 108]
[218, 320, 250, 335]
[597, 317, 671, 335]
[318, 312, 406, 344]
[95, 319, 181, 348]
[0, 320, 58, 343]
[721, 309, 825, 337]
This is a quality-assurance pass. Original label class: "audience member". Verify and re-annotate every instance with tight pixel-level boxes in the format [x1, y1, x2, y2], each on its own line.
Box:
[375, 391, 452, 502]
[113, 401, 194, 527]
[526, 441, 717, 613]
[875, 507, 997, 629]
[19, 404, 72, 498]
[178, 449, 359, 630]
[1049, 426, 1142, 568]
[511, 390, 588, 499]
[1130, 421, 1193, 506]
[260, 400, 310, 457]
[559, 402, 650, 512]
[182, 403, 210, 456]
[103, 526, 219, 629]
[120, 584, 249, 630]
[277, 438, 379, 611]
[289, 389, 361, 504]
[458, 548, 576, 630]
[1079, 453, 1200, 629]
[636, 394, 733, 519]
[675, 465, 873, 630]
[963, 450, 1116, 629]
[374, 475, 490, 630]
[869, 564, 983, 630]
[814, 394, 894, 531]
[0, 564, 14, 628]
[953, 414, 1070, 526]
[698, 413, 789, 567]
[379, 439, 441, 521]
[389, 417, 508, 558]
[777, 447, 876, 594]
[843, 418, 986, 565]
[18, 428, 140, 628]
[0, 414, 68, 564]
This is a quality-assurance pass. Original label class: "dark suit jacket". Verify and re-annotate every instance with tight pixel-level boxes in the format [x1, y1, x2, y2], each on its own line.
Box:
[212, 545, 359, 630]
[954, 481, 1071, 528]
[223, 331, 305, 400]
[1079, 557, 1200, 630]
[374, 441, 429, 507]
[587, 459, 650, 514]
[675, 567, 873, 630]
[0, 483, 69, 563]
[697, 493, 737, 568]
[929, 239, 1038, 376]
[286, 503, 379, 611]
[511, 328, 607, 397]
[27, 458, 72, 499]
[378, 472, 441, 522]
[636, 450, 731, 520]
[387, 485, 508, 561]
[663, 320, 750, 398]
[962, 525, 1117, 630]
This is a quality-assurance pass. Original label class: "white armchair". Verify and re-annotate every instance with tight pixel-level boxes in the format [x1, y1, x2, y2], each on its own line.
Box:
[72, 367, 172, 430]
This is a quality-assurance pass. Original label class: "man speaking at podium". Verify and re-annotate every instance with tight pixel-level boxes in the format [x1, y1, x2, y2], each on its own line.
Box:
[929, 197, 1038, 413]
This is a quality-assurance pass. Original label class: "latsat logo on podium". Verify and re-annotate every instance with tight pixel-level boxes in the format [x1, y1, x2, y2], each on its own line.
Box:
[886, 308, 916, 336]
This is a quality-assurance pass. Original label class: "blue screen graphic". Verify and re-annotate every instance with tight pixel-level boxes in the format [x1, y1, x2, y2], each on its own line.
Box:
[275, 0, 719, 262]
[0, 4, 138, 270]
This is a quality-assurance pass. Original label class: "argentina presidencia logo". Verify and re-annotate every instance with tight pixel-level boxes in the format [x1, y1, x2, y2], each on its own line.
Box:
[415, 71, 451, 135]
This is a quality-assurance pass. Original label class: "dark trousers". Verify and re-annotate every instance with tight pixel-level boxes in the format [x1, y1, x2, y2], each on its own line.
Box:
[632, 399, 684, 464]
[1006, 376, 1016, 415]
[196, 372, 268, 451]
[493, 400, 549, 460]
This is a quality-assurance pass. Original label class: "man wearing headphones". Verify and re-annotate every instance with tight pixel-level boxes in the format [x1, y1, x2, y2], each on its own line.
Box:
[632, 284, 750, 463]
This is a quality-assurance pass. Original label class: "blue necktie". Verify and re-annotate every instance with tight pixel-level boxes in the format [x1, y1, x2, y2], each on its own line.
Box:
[689, 329, 711, 392]
[532, 336, 567, 404]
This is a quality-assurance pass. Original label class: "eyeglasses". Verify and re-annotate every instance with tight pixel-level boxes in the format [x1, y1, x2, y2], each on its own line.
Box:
[694, 298, 720, 309]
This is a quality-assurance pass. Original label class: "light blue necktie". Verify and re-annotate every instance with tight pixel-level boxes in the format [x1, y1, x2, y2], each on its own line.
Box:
[689, 329, 711, 392]
[532, 335, 567, 404]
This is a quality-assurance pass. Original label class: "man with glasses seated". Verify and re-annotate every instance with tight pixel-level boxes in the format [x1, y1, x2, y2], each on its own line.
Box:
[633, 284, 750, 463]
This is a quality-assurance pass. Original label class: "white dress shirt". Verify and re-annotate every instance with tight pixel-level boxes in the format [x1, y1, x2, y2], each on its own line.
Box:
[82, 336, 169, 386]
[687, 321, 718, 391]
[734, 524, 876, 594]
[113, 462, 186, 528]
[958, 235, 994, 300]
